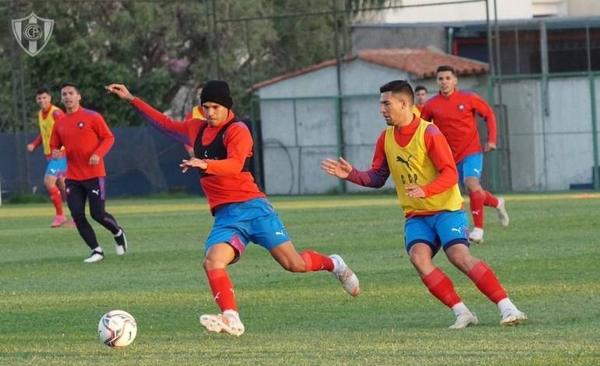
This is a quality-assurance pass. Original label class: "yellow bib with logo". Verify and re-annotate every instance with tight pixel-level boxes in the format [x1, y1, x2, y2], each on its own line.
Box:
[38, 105, 62, 155]
[384, 120, 463, 214]
[191, 106, 206, 119]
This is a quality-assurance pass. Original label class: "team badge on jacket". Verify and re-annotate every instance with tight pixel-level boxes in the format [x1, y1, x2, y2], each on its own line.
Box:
[78, 121, 85, 129]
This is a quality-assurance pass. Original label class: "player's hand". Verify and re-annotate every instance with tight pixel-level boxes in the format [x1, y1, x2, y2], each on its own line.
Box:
[321, 157, 352, 179]
[484, 142, 497, 152]
[180, 157, 208, 173]
[26, 144, 35, 152]
[405, 184, 425, 198]
[105, 84, 134, 102]
[89, 154, 100, 165]
[51, 149, 62, 160]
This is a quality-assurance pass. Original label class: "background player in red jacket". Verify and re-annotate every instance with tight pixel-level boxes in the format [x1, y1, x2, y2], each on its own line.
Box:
[50, 83, 128, 263]
[26, 87, 72, 227]
[420, 65, 509, 244]
[106, 80, 360, 337]
[414, 85, 428, 115]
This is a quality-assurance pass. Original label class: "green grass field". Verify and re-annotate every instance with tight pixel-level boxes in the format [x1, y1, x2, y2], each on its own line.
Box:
[1, 193, 599, 365]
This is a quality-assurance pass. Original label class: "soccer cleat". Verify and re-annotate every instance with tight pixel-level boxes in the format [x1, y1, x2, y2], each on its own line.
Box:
[63, 219, 76, 228]
[84, 250, 104, 263]
[500, 310, 527, 326]
[449, 311, 479, 329]
[496, 197, 510, 227]
[114, 229, 128, 255]
[469, 228, 484, 244]
[50, 215, 67, 228]
[200, 311, 245, 336]
[329, 254, 360, 297]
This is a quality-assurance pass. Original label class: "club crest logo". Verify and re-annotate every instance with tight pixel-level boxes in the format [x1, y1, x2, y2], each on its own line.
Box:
[12, 12, 54, 57]
[78, 121, 85, 129]
[457, 104, 465, 111]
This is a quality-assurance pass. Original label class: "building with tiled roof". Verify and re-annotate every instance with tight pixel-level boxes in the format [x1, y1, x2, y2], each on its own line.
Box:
[250, 48, 490, 195]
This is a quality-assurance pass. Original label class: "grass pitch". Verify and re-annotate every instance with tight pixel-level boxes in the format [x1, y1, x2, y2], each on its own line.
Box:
[1, 193, 599, 365]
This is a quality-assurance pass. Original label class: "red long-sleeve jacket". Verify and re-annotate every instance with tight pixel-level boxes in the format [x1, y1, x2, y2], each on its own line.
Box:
[50, 107, 114, 180]
[420, 89, 496, 164]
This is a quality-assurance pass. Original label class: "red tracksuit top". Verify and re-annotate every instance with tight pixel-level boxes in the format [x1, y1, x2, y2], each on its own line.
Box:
[50, 107, 115, 180]
[420, 89, 496, 164]
[131, 97, 265, 214]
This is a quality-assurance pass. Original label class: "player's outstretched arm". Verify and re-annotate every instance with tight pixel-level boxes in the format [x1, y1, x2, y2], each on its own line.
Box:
[105, 84, 134, 102]
[321, 157, 353, 179]
[105, 83, 190, 145]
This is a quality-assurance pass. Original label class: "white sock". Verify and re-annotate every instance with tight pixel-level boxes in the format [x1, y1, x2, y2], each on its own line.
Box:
[497, 298, 516, 317]
[452, 302, 470, 316]
[223, 309, 240, 319]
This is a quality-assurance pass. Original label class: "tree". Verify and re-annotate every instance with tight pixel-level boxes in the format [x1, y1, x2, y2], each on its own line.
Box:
[0, 0, 397, 131]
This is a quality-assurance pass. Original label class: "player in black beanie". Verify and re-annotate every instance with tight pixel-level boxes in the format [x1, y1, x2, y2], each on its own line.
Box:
[106, 81, 360, 337]
[200, 80, 233, 109]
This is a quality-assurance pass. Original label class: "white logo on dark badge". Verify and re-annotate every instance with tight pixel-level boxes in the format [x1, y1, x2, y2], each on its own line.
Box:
[11, 12, 54, 57]
[78, 122, 84, 129]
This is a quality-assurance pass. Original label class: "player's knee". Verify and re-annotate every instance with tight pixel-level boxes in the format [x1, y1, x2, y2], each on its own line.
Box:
[90, 210, 105, 223]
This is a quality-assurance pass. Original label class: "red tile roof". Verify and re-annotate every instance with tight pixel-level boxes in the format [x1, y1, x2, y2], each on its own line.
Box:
[248, 47, 489, 92]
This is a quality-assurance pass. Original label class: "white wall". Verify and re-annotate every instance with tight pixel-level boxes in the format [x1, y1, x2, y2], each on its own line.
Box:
[258, 59, 489, 195]
[502, 77, 599, 191]
[384, 0, 533, 23]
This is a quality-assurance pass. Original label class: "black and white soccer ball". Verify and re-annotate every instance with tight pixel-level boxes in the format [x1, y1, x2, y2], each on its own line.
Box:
[98, 310, 137, 348]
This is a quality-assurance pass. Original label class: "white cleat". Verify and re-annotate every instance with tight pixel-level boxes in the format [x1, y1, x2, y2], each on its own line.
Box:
[200, 311, 245, 336]
[469, 228, 484, 244]
[496, 198, 510, 227]
[329, 254, 360, 297]
[114, 229, 128, 255]
[449, 311, 479, 329]
[500, 310, 527, 326]
[83, 250, 104, 263]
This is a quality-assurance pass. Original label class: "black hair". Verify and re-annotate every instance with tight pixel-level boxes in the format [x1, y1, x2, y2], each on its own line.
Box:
[60, 83, 79, 93]
[36, 87, 50, 96]
[436, 65, 456, 75]
[415, 85, 427, 93]
[380, 80, 414, 102]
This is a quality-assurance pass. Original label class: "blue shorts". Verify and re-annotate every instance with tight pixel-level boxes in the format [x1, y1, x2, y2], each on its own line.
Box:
[45, 156, 67, 178]
[457, 153, 483, 185]
[206, 197, 290, 263]
[405, 210, 470, 256]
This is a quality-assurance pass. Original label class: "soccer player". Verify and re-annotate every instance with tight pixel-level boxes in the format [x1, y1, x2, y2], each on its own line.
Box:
[321, 80, 526, 328]
[106, 80, 359, 337]
[420, 65, 508, 244]
[50, 83, 128, 263]
[414, 85, 428, 115]
[27, 87, 71, 227]
[182, 82, 206, 157]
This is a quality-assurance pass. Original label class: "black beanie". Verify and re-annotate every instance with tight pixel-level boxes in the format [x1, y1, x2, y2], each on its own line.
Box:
[200, 80, 233, 109]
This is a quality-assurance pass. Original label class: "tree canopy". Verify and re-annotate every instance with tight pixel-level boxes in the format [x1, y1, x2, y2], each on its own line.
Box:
[0, 0, 394, 132]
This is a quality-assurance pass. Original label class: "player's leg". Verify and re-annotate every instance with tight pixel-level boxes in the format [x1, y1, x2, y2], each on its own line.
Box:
[199, 202, 249, 336]
[199, 241, 245, 336]
[86, 177, 127, 255]
[408, 213, 477, 329]
[443, 211, 526, 326]
[66, 179, 103, 262]
[45, 158, 66, 227]
[244, 197, 359, 296]
[461, 153, 486, 242]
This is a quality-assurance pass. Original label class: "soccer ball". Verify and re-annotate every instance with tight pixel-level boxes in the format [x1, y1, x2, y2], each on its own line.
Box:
[98, 310, 137, 347]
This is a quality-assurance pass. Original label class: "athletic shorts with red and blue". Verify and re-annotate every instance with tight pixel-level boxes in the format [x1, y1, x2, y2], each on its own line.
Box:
[404, 210, 470, 256]
[205, 197, 290, 263]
